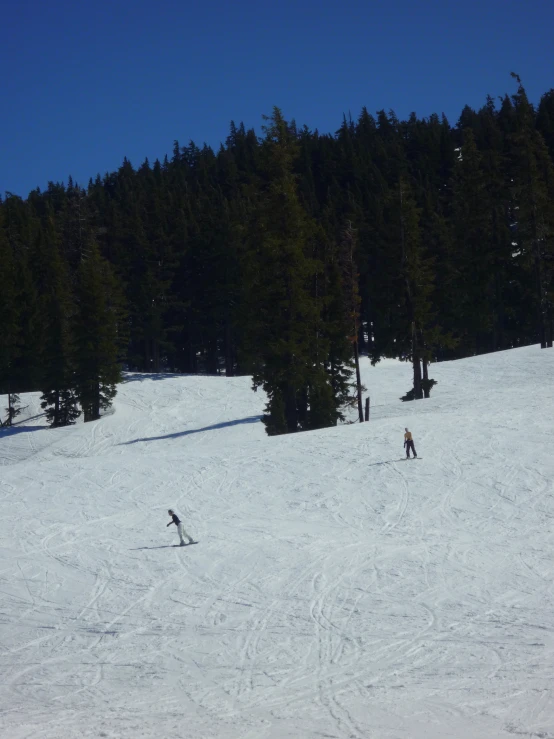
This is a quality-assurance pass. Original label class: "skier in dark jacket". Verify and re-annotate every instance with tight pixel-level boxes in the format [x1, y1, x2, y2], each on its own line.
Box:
[404, 428, 417, 458]
[167, 509, 194, 546]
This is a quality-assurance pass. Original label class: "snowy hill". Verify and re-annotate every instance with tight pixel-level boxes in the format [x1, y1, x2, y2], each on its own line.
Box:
[1, 347, 554, 739]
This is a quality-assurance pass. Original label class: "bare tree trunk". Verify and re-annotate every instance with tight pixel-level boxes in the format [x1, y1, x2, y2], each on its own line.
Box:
[284, 383, 298, 433]
[92, 382, 101, 421]
[357, 318, 366, 355]
[412, 322, 423, 399]
[413, 355, 422, 399]
[400, 183, 422, 399]
[354, 340, 364, 423]
[422, 356, 430, 398]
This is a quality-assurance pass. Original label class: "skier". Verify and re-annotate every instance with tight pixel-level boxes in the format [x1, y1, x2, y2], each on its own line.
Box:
[167, 509, 194, 546]
[404, 428, 417, 458]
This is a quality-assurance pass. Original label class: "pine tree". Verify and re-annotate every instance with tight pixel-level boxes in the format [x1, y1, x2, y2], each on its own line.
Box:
[449, 128, 496, 353]
[248, 108, 334, 435]
[477, 97, 515, 351]
[3, 194, 44, 393]
[14, 252, 44, 392]
[314, 218, 354, 425]
[38, 218, 81, 426]
[6, 81, 554, 385]
[508, 74, 554, 348]
[0, 223, 20, 426]
[338, 221, 364, 421]
[395, 178, 438, 399]
[536, 89, 554, 161]
[74, 244, 123, 421]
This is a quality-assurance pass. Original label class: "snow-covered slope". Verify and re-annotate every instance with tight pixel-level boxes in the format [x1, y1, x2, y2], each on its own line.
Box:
[1, 347, 554, 739]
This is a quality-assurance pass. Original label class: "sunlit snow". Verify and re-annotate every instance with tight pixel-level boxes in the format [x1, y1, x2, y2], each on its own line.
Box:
[1, 346, 553, 738]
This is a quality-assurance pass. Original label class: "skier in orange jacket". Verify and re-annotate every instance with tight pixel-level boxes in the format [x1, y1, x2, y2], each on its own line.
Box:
[404, 428, 417, 458]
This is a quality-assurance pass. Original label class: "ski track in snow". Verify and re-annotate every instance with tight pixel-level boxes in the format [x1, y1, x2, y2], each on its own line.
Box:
[1, 347, 554, 738]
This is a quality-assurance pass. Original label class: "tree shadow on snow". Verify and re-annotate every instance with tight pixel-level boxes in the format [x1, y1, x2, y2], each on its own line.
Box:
[130, 545, 181, 550]
[120, 415, 262, 445]
[11, 412, 46, 426]
[122, 372, 214, 383]
[0, 424, 45, 436]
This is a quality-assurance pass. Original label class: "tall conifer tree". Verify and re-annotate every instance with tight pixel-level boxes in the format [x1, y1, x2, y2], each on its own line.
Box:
[508, 75, 554, 348]
[74, 244, 123, 421]
[0, 224, 20, 425]
[248, 109, 336, 434]
[39, 218, 81, 426]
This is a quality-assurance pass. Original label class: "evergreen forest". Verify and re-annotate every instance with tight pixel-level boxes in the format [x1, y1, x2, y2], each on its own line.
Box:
[2, 76, 554, 435]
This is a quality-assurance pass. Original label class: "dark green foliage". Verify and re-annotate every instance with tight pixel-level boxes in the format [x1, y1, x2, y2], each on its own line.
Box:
[39, 218, 81, 427]
[421, 377, 437, 396]
[336, 221, 364, 421]
[1, 74, 554, 436]
[316, 221, 355, 423]
[247, 108, 336, 435]
[382, 177, 443, 400]
[2, 195, 44, 392]
[400, 380, 437, 402]
[74, 244, 123, 422]
[537, 89, 554, 161]
[507, 75, 554, 348]
[0, 222, 20, 421]
[400, 387, 416, 402]
[13, 253, 44, 391]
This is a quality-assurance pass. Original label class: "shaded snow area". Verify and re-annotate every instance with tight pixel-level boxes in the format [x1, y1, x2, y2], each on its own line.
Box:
[1, 347, 554, 739]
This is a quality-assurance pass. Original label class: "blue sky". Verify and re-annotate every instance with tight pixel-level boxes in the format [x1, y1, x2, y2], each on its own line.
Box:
[1, 0, 553, 197]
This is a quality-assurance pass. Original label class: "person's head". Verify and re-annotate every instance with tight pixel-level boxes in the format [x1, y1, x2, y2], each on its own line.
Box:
[405, 427, 409, 432]
[168, 509, 173, 516]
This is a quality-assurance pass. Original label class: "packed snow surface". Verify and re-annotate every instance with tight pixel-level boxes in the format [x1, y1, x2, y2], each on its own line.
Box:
[1, 347, 554, 739]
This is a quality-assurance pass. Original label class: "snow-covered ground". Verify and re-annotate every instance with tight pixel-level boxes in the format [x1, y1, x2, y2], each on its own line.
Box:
[1, 346, 554, 739]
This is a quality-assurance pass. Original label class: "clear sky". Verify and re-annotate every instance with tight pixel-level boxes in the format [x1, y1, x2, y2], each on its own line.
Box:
[2, 0, 553, 197]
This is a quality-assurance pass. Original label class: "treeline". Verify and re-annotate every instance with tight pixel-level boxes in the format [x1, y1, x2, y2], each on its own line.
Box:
[1, 76, 554, 434]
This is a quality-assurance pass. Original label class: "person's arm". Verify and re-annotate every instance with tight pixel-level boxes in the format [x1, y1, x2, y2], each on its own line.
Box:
[167, 520, 174, 527]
